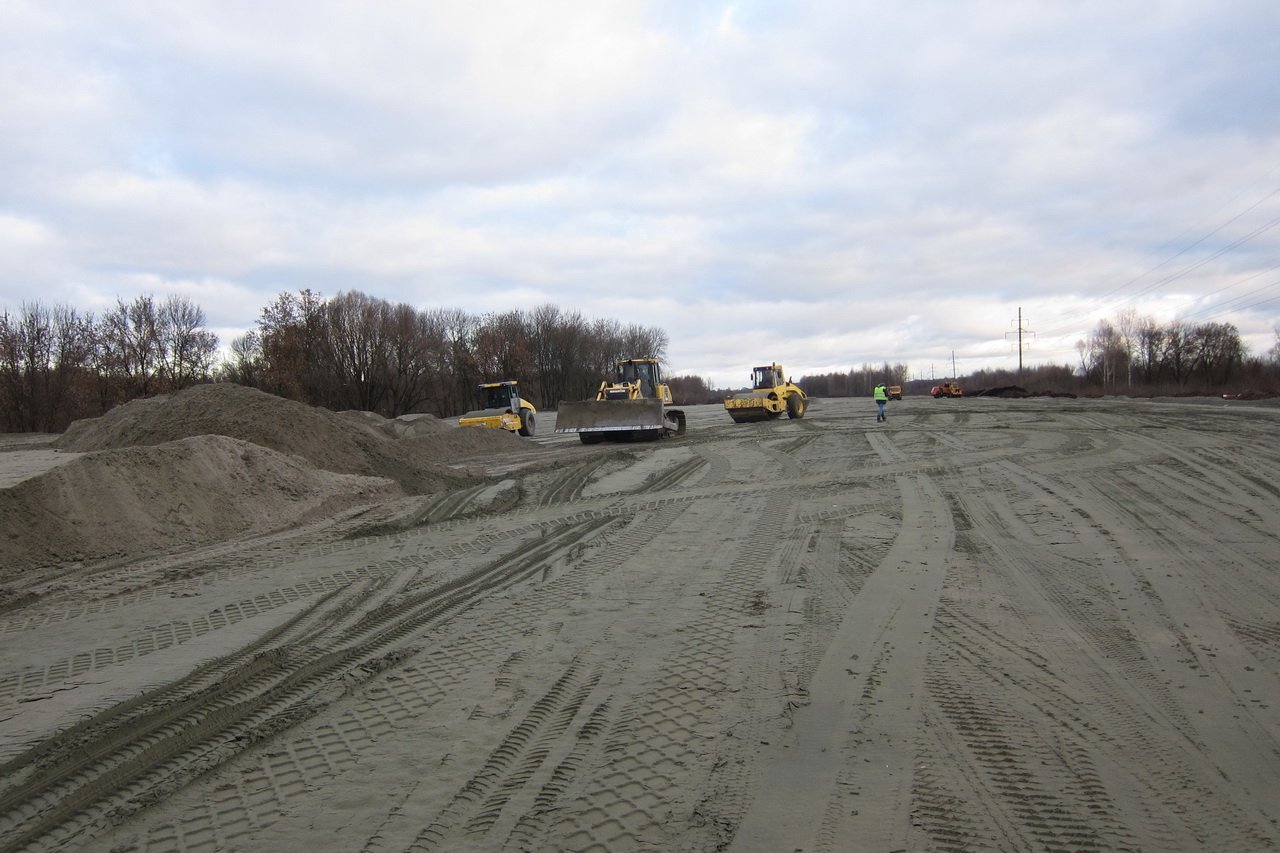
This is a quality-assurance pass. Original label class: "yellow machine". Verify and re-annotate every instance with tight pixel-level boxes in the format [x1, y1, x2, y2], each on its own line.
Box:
[888, 384, 902, 400]
[458, 380, 537, 436]
[555, 357, 686, 443]
[724, 363, 807, 423]
[930, 381, 963, 398]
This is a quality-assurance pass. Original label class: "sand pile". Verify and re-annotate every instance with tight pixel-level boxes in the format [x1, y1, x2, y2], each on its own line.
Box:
[54, 383, 529, 493]
[0, 434, 401, 583]
[0, 383, 541, 585]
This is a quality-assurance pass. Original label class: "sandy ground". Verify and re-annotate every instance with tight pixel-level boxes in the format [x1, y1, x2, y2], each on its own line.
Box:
[2, 391, 1279, 851]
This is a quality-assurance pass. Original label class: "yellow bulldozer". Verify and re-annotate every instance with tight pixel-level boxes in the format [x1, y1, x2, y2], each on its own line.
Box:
[554, 357, 687, 444]
[724, 363, 807, 423]
[458, 380, 537, 436]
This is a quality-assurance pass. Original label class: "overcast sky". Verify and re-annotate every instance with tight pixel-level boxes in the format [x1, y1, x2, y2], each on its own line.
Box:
[3, 1, 1278, 387]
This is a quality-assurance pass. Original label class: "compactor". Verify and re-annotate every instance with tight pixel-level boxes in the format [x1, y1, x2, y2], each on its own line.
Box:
[724, 363, 807, 423]
[554, 357, 686, 443]
[458, 380, 537, 436]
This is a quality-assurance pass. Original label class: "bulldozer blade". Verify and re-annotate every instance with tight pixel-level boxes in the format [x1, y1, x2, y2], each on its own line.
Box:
[555, 398, 667, 434]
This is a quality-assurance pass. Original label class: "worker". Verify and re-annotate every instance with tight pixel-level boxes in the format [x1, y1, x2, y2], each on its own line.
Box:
[873, 382, 889, 422]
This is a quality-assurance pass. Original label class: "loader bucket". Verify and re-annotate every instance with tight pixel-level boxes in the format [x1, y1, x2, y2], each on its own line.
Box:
[555, 398, 667, 438]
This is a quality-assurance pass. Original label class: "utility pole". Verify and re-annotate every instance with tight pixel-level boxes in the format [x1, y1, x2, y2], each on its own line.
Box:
[1005, 307, 1036, 380]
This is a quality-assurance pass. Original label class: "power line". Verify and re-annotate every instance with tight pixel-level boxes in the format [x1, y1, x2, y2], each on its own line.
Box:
[1037, 183, 1280, 340]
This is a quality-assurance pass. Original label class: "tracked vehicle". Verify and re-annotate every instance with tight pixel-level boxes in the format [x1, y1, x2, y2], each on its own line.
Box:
[724, 363, 807, 423]
[555, 357, 686, 444]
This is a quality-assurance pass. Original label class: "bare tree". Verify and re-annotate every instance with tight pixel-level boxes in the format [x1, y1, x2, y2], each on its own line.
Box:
[1160, 320, 1194, 387]
[0, 302, 98, 431]
[157, 295, 218, 388]
[382, 301, 441, 416]
[323, 291, 391, 412]
[1189, 321, 1244, 387]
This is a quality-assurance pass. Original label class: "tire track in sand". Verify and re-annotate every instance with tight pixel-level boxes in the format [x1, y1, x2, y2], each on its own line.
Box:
[731, 428, 953, 853]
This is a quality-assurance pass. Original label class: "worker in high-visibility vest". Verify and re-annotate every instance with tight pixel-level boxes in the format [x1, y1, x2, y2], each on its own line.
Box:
[873, 382, 889, 422]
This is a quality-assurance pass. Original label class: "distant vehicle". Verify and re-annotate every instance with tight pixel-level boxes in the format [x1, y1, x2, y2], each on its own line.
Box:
[931, 382, 963, 398]
[555, 357, 686, 443]
[724, 363, 807, 423]
[887, 384, 902, 400]
[458, 381, 536, 436]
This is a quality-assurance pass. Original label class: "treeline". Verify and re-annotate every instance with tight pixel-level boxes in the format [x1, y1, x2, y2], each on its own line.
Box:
[0, 290, 673, 432]
[796, 362, 911, 397]
[798, 314, 1280, 399]
[0, 295, 219, 432]
[223, 290, 670, 417]
[1075, 312, 1275, 393]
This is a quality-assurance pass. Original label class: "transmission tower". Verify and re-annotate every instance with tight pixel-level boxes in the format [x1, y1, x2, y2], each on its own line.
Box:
[1005, 307, 1036, 379]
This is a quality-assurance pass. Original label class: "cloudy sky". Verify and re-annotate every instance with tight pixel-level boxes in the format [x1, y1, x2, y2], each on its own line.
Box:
[3, 1, 1278, 387]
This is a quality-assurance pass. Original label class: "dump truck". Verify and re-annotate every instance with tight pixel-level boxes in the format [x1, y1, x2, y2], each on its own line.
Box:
[724, 363, 807, 423]
[887, 384, 902, 400]
[931, 381, 963, 398]
[458, 380, 537, 436]
[554, 357, 686, 443]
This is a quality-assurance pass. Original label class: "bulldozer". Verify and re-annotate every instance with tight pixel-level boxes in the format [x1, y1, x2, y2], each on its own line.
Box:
[724, 363, 807, 423]
[554, 357, 686, 444]
[458, 380, 537, 436]
[931, 381, 963, 398]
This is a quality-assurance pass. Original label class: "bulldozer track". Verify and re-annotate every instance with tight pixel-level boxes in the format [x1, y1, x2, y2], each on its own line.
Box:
[0, 517, 617, 851]
[7, 397, 1280, 852]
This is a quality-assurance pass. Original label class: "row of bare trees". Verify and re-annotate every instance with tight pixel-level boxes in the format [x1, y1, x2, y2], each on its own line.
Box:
[0, 296, 218, 432]
[797, 362, 911, 398]
[1076, 310, 1256, 392]
[223, 290, 670, 417]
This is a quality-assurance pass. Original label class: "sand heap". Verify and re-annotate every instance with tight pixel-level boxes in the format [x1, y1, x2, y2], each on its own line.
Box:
[0, 435, 401, 582]
[54, 383, 527, 492]
[1, 383, 538, 584]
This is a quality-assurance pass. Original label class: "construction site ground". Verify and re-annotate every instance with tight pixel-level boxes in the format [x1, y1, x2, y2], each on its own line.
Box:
[2, 390, 1279, 851]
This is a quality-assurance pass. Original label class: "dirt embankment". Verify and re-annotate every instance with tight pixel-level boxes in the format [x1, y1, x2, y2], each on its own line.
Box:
[2, 383, 542, 588]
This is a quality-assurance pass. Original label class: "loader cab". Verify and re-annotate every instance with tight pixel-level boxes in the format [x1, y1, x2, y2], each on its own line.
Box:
[478, 382, 519, 412]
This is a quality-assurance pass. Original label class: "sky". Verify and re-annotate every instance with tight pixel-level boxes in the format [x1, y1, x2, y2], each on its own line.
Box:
[2, 0, 1279, 388]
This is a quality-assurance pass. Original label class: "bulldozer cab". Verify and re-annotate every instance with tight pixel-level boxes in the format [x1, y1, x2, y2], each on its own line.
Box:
[478, 382, 519, 411]
[613, 359, 661, 399]
[751, 365, 781, 390]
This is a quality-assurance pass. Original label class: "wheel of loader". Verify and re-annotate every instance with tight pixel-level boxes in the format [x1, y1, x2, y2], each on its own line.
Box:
[518, 408, 535, 437]
[672, 410, 686, 435]
[787, 394, 804, 419]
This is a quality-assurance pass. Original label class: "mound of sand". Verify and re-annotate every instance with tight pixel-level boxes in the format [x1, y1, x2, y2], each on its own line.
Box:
[0, 384, 548, 590]
[0, 435, 402, 583]
[54, 383, 531, 493]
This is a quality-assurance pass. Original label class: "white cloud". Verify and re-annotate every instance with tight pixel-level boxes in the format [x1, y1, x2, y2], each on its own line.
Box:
[1, 0, 1277, 388]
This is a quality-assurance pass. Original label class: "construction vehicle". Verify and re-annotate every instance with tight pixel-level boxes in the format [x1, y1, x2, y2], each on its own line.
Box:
[554, 357, 686, 443]
[458, 380, 537, 436]
[931, 381, 963, 398]
[724, 363, 807, 423]
[888, 384, 902, 400]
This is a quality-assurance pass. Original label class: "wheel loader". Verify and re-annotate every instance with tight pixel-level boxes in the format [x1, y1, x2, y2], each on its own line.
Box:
[554, 357, 686, 444]
[458, 380, 537, 436]
[723, 363, 807, 423]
